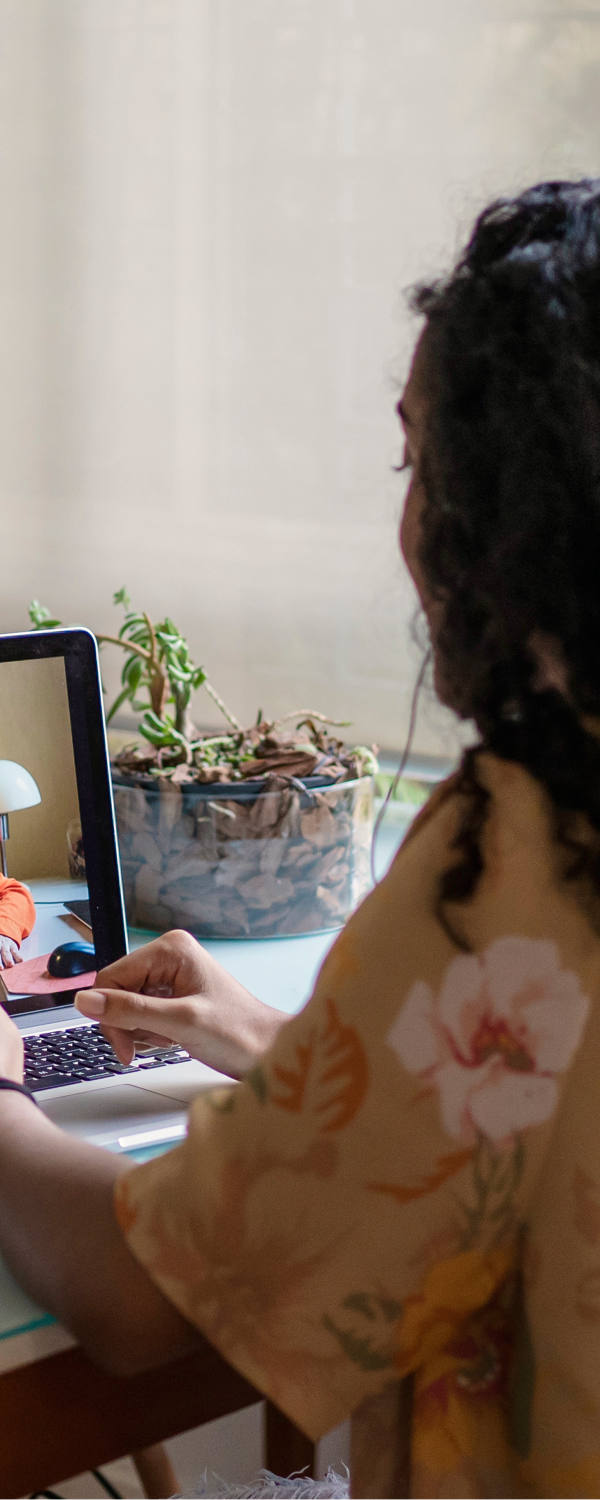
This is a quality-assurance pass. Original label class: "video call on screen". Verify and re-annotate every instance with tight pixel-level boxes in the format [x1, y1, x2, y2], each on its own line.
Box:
[0, 656, 96, 1017]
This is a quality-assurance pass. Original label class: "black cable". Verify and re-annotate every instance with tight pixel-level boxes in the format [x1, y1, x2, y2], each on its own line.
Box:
[90, 1470, 123, 1499]
[370, 649, 432, 886]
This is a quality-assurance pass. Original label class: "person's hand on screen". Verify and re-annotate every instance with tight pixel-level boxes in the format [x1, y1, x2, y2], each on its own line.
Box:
[74, 928, 287, 1080]
[0, 936, 22, 969]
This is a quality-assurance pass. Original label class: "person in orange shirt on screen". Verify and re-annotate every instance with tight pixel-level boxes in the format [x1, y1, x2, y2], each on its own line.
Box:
[0, 875, 35, 968]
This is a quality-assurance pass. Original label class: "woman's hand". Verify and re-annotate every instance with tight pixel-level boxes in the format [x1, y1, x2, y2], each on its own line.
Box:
[0, 1004, 24, 1081]
[74, 929, 288, 1080]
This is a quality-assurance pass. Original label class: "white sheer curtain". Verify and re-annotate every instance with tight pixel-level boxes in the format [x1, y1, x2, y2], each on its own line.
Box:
[0, 0, 597, 755]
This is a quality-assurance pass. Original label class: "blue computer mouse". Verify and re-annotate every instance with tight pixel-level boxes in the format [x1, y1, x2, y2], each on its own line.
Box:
[47, 941, 97, 979]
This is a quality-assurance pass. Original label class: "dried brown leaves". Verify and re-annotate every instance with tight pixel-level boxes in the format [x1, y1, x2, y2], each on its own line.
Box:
[113, 771, 373, 938]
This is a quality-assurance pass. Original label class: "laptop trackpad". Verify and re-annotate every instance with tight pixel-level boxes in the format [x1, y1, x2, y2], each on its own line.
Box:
[41, 1082, 187, 1151]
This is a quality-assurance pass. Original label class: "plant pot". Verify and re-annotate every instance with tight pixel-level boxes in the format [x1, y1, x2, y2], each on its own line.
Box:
[111, 771, 373, 939]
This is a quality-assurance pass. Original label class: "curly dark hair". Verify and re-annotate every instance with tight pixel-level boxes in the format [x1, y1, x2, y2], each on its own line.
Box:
[410, 178, 600, 946]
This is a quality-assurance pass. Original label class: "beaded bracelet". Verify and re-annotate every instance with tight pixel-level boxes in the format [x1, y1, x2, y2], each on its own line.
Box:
[0, 1079, 39, 1107]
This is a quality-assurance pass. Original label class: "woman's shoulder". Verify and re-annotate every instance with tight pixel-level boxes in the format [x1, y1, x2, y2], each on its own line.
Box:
[376, 749, 600, 965]
[397, 749, 553, 863]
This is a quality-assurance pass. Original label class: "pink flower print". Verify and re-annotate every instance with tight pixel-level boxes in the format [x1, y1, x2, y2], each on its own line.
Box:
[387, 938, 589, 1144]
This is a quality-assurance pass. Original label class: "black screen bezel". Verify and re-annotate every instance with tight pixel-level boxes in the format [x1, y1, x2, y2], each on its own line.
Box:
[0, 628, 128, 1015]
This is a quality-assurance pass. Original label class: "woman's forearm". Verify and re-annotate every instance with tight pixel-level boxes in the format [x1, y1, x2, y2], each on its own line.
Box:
[0, 1095, 199, 1374]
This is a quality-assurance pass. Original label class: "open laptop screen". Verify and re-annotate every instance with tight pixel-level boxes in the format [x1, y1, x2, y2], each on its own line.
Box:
[0, 629, 128, 1018]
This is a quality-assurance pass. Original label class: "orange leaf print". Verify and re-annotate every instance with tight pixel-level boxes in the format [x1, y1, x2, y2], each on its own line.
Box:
[272, 1034, 315, 1113]
[367, 1149, 473, 1204]
[318, 997, 369, 1131]
[271, 997, 368, 1132]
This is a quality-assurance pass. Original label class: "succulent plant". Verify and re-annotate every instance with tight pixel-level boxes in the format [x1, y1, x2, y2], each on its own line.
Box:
[28, 592, 378, 784]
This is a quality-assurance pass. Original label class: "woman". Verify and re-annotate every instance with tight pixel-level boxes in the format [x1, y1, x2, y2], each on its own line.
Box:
[1, 177, 600, 1498]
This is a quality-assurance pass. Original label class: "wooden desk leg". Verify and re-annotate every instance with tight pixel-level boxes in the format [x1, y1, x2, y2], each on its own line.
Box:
[264, 1401, 316, 1479]
[131, 1443, 179, 1498]
[0, 1344, 260, 1498]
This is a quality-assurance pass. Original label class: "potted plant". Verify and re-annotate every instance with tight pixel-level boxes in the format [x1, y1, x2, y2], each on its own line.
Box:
[29, 593, 377, 938]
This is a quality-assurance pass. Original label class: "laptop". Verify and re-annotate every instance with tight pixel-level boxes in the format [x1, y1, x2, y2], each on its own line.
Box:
[0, 628, 230, 1152]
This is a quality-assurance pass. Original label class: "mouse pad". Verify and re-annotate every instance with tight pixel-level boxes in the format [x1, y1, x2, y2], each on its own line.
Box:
[1, 952, 97, 994]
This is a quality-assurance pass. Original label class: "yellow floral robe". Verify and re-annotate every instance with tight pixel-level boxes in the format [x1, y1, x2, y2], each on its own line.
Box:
[114, 753, 600, 1497]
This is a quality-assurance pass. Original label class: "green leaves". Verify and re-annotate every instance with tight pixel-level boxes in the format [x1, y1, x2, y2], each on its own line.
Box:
[113, 586, 131, 610]
[123, 657, 144, 693]
[27, 591, 219, 754]
[26, 592, 375, 786]
[138, 710, 188, 748]
[459, 1133, 525, 1251]
[103, 594, 222, 748]
[351, 745, 379, 777]
[28, 600, 63, 631]
[246, 1064, 268, 1104]
[27, 588, 244, 764]
[105, 685, 132, 724]
[322, 1287, 401, 1370]
[322, 1292, 398, 1371]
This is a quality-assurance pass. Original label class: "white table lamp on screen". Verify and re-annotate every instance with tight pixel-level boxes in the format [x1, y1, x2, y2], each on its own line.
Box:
[0, 761, 41, 877]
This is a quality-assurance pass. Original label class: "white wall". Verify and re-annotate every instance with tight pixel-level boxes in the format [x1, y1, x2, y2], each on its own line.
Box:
[1, 0, 599, 758]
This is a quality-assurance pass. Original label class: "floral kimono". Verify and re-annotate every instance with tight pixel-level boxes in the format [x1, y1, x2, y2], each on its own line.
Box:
[115, 753, 600, 1497]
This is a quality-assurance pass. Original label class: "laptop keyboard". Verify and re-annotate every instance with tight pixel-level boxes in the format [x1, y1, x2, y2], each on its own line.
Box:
[24, 1024, 190, 1092]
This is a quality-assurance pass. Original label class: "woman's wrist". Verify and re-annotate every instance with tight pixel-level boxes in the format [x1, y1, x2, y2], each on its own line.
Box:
[195, 988, 289, 1079]
[246, 1000, 288, 1069]
[0, 1078, 39, 1105]
[229, 996, 289, 1077]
